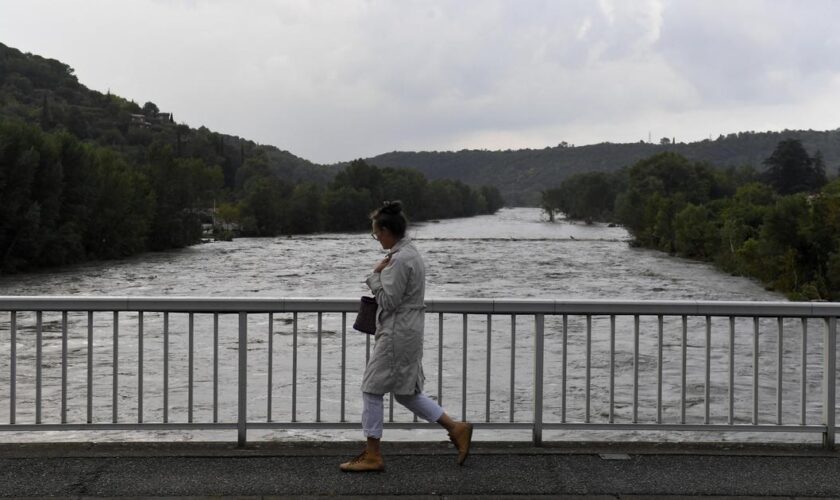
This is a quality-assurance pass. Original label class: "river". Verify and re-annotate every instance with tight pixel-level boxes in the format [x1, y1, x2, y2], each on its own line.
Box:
[3, 207, 826, 444]
[0, 207, 780, 301]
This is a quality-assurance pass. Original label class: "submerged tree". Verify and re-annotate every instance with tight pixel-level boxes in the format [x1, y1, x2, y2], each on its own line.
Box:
[540, 188, 563, 222]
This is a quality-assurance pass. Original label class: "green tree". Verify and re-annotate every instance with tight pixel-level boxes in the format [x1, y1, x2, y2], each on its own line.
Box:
[331, 159, 383, 206]
[481, 186, 505, 213]
[716, 182, 776, 273]
[540, 188, 563, 222]
[240, 176, 289, 236]
[380, 168, 428, 219]
[84, 149, 154, 259]
[762, 139, 827, 194]
[554, 171, 623, 222]
[142, 101, 159, 116]
[323, 186, 372, 232]
[284, 183, 323, 234]
[674, 203, 718, 259]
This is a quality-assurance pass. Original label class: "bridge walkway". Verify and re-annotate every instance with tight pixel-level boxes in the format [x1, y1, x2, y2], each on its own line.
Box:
[0, 441, 838, 498]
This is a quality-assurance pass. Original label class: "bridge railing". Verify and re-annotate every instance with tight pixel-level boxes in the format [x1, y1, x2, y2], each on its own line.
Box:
[0, 297, 836, 448]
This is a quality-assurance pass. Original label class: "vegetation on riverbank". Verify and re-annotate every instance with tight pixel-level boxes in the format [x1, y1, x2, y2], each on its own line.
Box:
[542, 140, 840, 300]
[0, 42, 502, 273]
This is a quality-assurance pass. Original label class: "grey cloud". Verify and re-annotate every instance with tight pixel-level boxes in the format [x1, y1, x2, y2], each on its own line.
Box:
[656, 0, 840, 105]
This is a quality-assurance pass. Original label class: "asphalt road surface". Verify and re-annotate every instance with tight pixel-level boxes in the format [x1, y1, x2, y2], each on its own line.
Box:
[0, 442, 838, 498]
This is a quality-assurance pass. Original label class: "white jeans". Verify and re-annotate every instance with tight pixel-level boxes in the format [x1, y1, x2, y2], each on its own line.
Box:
[362, 391, 445, 439]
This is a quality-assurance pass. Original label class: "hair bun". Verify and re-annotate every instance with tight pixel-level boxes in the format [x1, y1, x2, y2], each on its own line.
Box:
[380, 200, 403, 215]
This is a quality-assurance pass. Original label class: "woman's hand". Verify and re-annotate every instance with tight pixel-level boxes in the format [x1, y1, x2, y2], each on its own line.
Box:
[373, 255, 392, 273]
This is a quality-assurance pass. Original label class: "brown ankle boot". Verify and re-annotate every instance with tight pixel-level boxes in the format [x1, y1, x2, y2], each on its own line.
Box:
[448, 422, 474, 465]
[339, 449, 385, 472]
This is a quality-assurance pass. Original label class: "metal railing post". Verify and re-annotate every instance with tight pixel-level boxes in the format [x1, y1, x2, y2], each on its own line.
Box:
[533, 314, 545, 446]
[238, 312, 248, 447]
[824, 317, 836, 449]
[10, 311, 16, 425]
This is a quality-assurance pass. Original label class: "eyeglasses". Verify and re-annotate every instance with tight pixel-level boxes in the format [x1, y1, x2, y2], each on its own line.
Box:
[371, 231, 380, 241]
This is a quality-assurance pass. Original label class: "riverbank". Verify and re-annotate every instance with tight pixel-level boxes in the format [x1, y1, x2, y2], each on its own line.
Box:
[544, 150, 840, 301]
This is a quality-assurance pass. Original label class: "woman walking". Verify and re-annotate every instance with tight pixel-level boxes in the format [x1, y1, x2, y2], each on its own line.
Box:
[341, 201, 473, 472]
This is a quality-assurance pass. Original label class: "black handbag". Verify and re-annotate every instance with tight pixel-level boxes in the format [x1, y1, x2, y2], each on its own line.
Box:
[353, 296, 377, 335]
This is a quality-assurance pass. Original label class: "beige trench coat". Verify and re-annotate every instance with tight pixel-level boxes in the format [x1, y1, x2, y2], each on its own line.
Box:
[361, 237, 426, 395]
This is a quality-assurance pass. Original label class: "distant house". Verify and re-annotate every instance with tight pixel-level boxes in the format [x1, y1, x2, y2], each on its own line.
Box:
[129, 113, 151, 128]
[129, 112, 173, 128]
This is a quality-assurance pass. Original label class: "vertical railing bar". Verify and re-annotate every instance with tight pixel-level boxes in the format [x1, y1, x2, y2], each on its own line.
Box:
[509, 314, 516, 423]
[777, 316, 783, 425]
[292, 312, 298, 423]
[680, 315, 686, 425]
[61, 311, 68, 425]
[657, 315, 663, 425]
[729, 316, 735, 425]
[87, 311, 92, 424]
[237, 312, 247, 447]
[800, 317, 807, 426]
[112, 311, 118, 424]
[316, 312, 322, 423]
[609, 315, 615, 424]
[438, 313, 443, 407]
[267, 313, 273, 423]
[213, 312, 219, 424]
[561, 314, 568, 424]
[36, 310, 42, 425]
[705, 315, 710, 425]
[633, 314, 640, 424]
[389, 392, 394, 423]
[10, 311, 16, 425]
[823, 317, 836, 449]
[486, 314, 491, 423]
[138, 312, 144, 424]
[462, 314, 468, 422]
[585, 315, 591, 424]
[753, 316, 759, 425]
[533, 313, 545, 446]
[188, 312, 194, 424]
[163, 312, 169, 424]
[341, 312, 346, 423]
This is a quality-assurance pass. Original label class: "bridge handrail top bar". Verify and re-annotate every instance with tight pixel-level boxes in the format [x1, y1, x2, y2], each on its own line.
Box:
[0, 296, 838, 316]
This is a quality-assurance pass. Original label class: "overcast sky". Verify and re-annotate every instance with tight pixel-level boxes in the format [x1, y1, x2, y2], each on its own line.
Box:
[2, 0, 839, 164]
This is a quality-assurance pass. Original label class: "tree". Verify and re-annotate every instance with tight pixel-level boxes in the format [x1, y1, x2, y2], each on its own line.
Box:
[380, 167, 428, 219]
[323, 186, 372, 232]
[284, 183, 323, 234]
[762, 139, 826, 194]
[240, 176, 288, 236]
[554, 171, 622, 222]
[142, 101, 159, 116]
[481, 186, 505, 213]
[39, 93, 53, 130]
[331, 159, 383, 207]
[674, 203, 718, 259]
[540, 188, 563, 222]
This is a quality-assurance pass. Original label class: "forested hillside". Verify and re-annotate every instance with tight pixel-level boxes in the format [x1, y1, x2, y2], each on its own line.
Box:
[367, 130, 840, 205]
[0, 43, 502, 273]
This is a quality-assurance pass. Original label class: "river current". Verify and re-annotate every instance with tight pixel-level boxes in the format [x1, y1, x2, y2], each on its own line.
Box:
[0, 207, 781, 301]
[2, 208, 831, 444]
